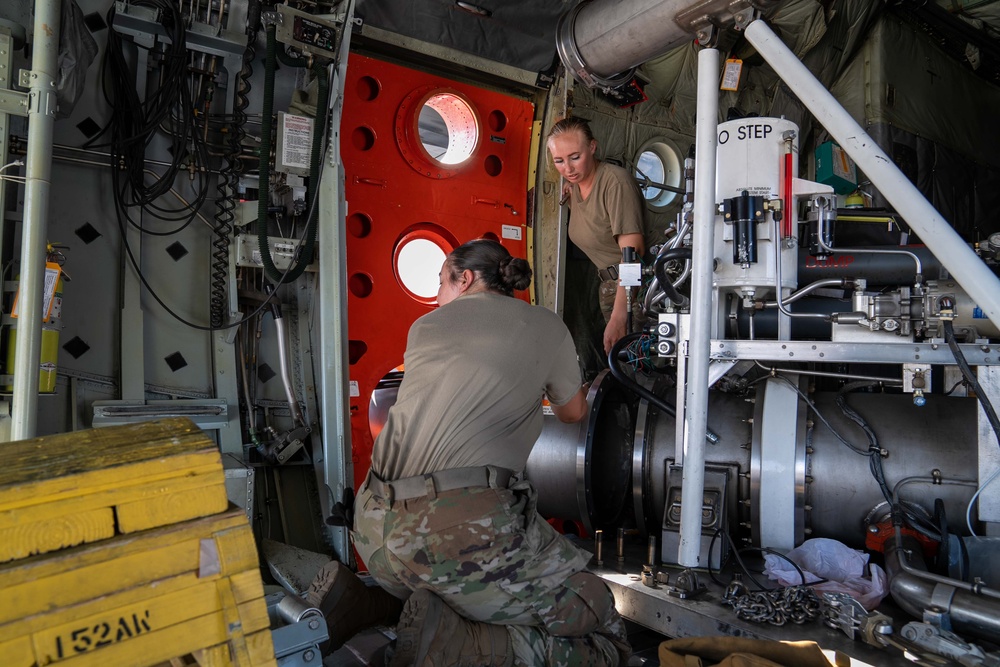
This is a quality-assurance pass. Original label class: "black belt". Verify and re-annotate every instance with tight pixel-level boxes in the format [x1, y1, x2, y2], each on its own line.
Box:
[366, 466, 514, 502]
[597, 264, 619, 282]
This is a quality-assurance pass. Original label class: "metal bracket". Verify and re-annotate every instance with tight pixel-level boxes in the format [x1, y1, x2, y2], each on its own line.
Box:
[898, 622, 1000, 667]
[665, 568, 707, 599]
[28, 89, 58, 117]
[0, 89, 28, 116]
[266, 592, 328, 666]
[92, 399, 230, 430]
[823, 592, 893, 647]
[261, 10, 283, 27]
[732, 8, 758, 31]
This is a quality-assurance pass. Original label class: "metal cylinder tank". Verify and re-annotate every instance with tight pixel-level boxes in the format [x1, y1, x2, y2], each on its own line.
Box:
[526, 370, 637, 534]
[531, 379, 979, 550]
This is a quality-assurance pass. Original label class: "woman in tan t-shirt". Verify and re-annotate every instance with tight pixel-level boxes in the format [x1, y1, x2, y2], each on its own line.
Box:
[547, 117, 646, 355]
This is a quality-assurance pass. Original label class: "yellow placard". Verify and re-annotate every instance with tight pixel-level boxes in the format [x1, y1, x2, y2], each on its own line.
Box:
[721, 58, 743, 92]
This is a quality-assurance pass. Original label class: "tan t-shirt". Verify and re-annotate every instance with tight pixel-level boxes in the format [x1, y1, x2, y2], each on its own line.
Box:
[567, 161, 646, 271]
[371, 291, 582, 480]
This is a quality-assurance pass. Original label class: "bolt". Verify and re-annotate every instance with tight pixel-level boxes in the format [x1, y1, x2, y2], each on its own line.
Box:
[308, 619, 320, 630]
[303, 650, 315, 661]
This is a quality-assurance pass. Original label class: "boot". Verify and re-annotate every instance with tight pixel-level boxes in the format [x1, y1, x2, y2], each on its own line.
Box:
[304, 561, 404, 650]
[389, 589, 513, 667]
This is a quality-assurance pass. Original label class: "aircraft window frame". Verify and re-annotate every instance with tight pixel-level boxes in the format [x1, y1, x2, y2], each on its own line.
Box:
[634, 139, 682, 210]
[395, 86, 481, 178]
[392, 226, 455, 305]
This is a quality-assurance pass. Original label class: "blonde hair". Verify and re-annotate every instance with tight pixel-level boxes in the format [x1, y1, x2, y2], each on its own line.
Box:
[547, 117, 595, 143]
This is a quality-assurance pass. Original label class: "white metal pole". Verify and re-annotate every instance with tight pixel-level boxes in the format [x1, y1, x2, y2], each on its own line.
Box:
[678, 46, 720, 568]
[743, 18, 1000, 325]
[12, 0, 61, 440]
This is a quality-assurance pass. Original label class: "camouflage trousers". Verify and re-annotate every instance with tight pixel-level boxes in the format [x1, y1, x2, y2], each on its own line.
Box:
[352, 472, 631, 666]
[598, 279, 645, 329]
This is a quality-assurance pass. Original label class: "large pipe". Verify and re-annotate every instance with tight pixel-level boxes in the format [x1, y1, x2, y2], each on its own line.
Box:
[12, 0, 60, 440]
[677, 46, 720, 568]
[884, 535, 1000, 642]
[797, 246, 945, 285]
[743, 19, 1000, 327]
[556, 0, 783, 88]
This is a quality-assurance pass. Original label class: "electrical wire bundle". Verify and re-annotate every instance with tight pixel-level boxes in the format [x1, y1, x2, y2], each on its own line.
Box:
[101, 0, 211, 238]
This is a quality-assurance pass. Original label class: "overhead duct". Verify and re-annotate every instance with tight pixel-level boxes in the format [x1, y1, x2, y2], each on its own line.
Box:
[555, 0, 784, 89]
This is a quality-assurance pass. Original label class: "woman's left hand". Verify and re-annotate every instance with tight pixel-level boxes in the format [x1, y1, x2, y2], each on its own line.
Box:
[604, 314, 627, 356]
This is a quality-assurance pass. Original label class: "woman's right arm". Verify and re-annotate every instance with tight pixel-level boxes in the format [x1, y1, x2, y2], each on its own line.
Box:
[551, 386, 588, 423]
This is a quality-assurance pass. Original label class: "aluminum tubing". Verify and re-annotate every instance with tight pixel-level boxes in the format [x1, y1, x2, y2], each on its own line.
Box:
[12, 0, 61, 439]
[678, 46, 720, 568]
[884, 534, 1000, 642]
[560, 0, 695, 82]
[562, 0, 785, 82]
[743, 19, 1000, 327]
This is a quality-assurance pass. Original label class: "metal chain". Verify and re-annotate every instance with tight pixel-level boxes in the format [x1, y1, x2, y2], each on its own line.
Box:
[725, 586, 822, 626]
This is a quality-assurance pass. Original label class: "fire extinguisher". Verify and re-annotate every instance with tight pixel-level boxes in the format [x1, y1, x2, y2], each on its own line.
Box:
[5, 244, 68, 393]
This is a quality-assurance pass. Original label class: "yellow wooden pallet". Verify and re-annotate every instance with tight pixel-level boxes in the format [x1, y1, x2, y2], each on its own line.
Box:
[0, 417, 229, 563]
[0, 508, 276, 667]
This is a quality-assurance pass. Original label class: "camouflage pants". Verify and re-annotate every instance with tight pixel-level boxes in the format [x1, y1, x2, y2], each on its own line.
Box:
[598, 279, 645, 329]
[352, 474, 631, 666]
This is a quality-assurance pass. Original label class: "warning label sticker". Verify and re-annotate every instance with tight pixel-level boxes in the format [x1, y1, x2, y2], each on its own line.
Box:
[281, 114, 313, 171]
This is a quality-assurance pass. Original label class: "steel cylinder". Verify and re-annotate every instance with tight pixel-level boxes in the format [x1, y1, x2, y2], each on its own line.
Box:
[556, 0, 784, 85]
[526, 371, 636, 533]
[798, 246, 944, 285]
[532, 380, 979, 550]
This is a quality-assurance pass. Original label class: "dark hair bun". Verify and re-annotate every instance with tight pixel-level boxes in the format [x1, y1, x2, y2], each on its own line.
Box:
[500, 257, 532, 292]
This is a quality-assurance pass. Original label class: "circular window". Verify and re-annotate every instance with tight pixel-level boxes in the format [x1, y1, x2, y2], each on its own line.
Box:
[419, 93, 478, 165]
[396, 87, 480, 178]
[634, 140, 682, 209]
[392, 226, 456, 304]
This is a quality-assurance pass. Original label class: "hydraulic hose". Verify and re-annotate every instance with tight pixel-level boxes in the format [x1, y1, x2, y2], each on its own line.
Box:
[257, 24, 280, 282]
[296, 60, 329, 273]
[607, 332, 719, 443]
[653, 247, 691, 306]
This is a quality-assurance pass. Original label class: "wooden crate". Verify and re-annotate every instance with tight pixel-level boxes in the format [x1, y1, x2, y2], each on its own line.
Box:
[0, 417, 229, 563]
[0, 508, 277, 667]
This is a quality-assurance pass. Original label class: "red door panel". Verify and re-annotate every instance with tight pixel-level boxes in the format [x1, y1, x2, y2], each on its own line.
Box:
[342, 53, 535, 492]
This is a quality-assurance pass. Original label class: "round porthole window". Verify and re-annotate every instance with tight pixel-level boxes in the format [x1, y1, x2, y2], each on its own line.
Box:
[634, 140, 682, 209]
[392, 225, 456, 304]
[396, 87, 480, 178]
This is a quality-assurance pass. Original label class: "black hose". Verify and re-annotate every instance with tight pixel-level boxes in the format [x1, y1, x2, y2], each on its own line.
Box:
[257, 25, 280, 282]
[257, 26, 325, 284]
[211, 1, 259, 327]
[944, 320, 1000, 450]
[606, 333, 720, 444]
[653, 247, 691, 305]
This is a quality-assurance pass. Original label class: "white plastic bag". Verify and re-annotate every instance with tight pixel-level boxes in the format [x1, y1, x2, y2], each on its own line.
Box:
[763, 537, 888, 610]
